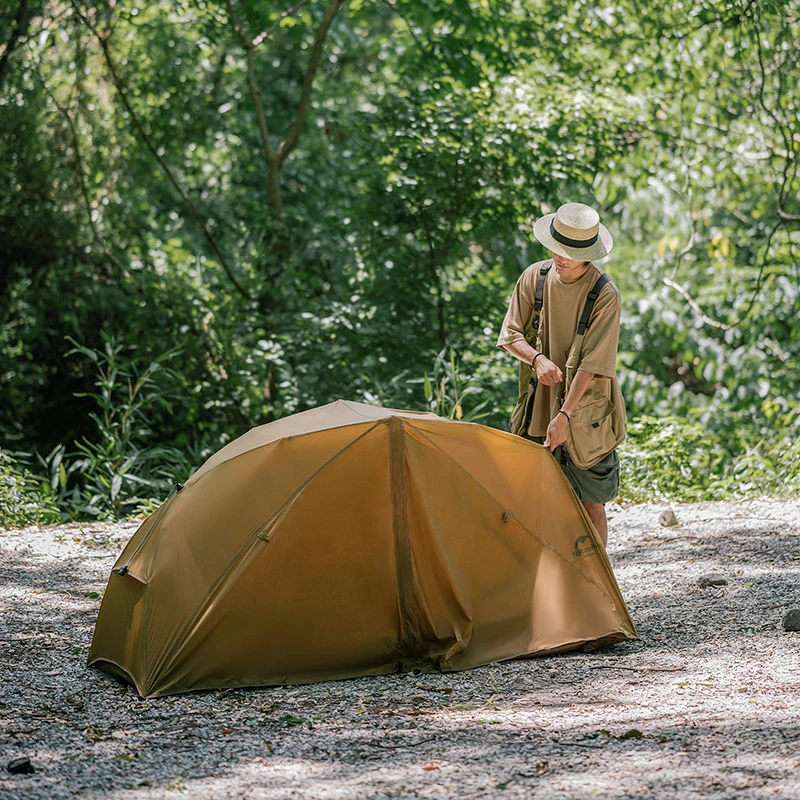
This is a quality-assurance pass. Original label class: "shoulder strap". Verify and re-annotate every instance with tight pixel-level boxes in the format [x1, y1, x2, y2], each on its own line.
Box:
[522, 260, 552, 343]
[576, 271, 611, 336]
[529, 259, 552, 334]
[517, 261, 552, 435]
[563, 270, 613, 395]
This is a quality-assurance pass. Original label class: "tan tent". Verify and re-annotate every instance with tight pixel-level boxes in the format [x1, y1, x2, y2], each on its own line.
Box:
[89, 400, 636, 697]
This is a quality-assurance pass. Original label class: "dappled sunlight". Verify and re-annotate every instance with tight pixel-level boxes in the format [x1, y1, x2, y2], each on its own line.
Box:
[4, 0, 800, 795]
[2, 500, 798, 799]
[88, 711, 799, 800]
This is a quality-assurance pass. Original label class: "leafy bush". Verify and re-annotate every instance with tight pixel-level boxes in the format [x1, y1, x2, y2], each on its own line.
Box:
[0, 451, 61, 528]
[619, 413, 800, 504]
[414, 349, 492, 422]
[46, 334, 198, 520]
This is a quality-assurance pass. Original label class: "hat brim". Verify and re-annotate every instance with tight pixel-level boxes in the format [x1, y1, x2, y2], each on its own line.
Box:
[533, 214, 613, 261]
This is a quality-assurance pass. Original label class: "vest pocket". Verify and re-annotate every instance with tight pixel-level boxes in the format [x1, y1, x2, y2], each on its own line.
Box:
[565, 398, 617, 469]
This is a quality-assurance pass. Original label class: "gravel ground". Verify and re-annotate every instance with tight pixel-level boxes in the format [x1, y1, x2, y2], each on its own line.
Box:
[1, 500, 799, 799]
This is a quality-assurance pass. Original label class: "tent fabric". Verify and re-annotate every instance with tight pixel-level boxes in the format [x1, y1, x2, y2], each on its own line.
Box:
[88, 400, 637, 698]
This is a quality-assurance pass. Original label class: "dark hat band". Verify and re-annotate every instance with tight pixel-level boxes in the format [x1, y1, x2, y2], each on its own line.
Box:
[550, 220, 599, 249]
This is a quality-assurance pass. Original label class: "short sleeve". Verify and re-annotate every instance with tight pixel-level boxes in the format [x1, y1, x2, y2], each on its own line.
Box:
[576, 284, 621, 377]
[496, 266, 537, 349]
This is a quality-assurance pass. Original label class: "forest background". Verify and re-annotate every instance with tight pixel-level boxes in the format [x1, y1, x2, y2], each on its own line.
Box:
[1, 0, 799, 524]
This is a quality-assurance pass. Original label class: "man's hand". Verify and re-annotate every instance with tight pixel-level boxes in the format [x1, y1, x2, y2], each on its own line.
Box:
[543, 411, 569, 451]
[534, 356, 563, 387]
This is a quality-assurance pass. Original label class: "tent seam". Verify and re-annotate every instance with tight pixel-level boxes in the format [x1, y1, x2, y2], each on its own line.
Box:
[187, 406, 445, 487]
[389, 418, 425, 663]
[406, 423, 622, 609]
[186, 419, 383, 488]
[147, 420, 386, 688]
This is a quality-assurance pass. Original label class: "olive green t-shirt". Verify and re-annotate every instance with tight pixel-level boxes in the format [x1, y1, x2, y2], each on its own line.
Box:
[497, 260, 622, 436]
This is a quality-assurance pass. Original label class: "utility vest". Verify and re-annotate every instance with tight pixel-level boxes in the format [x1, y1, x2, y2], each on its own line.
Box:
[510, 261, 627, 469]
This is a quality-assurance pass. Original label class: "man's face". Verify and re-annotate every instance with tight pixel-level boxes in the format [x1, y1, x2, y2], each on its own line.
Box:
[551, 252, 590, 281]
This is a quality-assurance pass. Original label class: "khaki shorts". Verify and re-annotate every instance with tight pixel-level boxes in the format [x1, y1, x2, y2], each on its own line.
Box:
[526, 436, 620, 505]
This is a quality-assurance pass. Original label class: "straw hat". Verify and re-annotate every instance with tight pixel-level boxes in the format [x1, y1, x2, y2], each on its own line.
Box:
[533, 202, 613, 261]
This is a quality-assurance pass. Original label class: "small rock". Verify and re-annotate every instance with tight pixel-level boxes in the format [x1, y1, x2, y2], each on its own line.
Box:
[660, 508, 679, 527]
[782, 609, 800, 632]
[620, 729, 643, 739]
[7, 757, 34, 775]
[697, 574, 728, 588]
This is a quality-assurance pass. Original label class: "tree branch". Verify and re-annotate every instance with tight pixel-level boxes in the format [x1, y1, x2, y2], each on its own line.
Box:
[44, 25, 127, 272]
[381, 0, 432, 59]
[776, 135, 800, 223]
[663, 219, 785, 334]
[738, 219, 784, 327]
[278, 0, 344, 163]
[224, 0, 275, 173]
[777, 207, 800, 222]
[224, 0, 344, 222]
[749, 6, 790, 155]
[47, 89, 126, 271]
[253, 0, 309, 48]
[662, 277, 731, 331]
[69, 1, 253, 301]
[746, 7, 800, 225]
[415, 206, 447, 347]
[0, 0, 33, 92]
[639, 121, 774, 162]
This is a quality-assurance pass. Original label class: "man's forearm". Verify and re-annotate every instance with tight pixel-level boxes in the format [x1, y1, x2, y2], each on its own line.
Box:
[561, 370, 596, 415]
[502, 340, 538, 366]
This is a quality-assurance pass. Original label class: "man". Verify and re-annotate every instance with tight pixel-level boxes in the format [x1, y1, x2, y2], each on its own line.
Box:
[497, 202, 624, 546]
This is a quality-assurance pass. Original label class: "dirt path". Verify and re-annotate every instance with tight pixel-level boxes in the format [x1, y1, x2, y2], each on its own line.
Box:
[1, 500, 798, 799]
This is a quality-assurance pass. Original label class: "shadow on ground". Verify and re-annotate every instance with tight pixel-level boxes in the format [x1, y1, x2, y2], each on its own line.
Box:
[1, 505, 799, 799]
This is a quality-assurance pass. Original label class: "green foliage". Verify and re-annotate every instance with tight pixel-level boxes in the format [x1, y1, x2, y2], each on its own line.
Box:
[1, 1, 800, 518]
[619, 414, 800, 504]
[0, 451, 61, 529]
[48, 334, 193, 519]
[415, 349, 491, 422]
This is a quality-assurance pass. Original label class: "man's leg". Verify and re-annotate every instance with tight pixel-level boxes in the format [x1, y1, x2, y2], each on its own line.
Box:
[582, 502, 608, 547]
